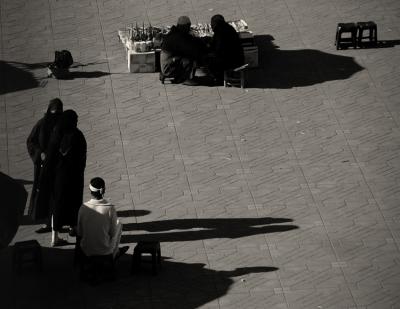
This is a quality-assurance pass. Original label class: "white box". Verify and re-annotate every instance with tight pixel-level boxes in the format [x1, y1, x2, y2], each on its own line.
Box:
[243, 46, 258, 68]
[128, 50, 155, 73]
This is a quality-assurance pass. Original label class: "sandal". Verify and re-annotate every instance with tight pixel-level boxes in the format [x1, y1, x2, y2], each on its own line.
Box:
[51, 239, 70, 247]
[35, 225, 52, 234]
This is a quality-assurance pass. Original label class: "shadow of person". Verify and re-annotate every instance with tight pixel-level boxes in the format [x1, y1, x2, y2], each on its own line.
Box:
[360, 39, 400, 49]
[57, 71, 111, 80]
[246, 35, 364, 89]
[117, 209, 151, 217]
[14, 179, 34, 185]
[0, 61, 40, 95]
[0, 173, 27, 248]
[70, 61, 108, 68]
[0, 246, 278, 309]
[121, 217, 298, 243]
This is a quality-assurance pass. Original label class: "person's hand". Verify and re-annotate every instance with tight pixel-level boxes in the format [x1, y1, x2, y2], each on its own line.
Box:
[40, 152, 46, 161]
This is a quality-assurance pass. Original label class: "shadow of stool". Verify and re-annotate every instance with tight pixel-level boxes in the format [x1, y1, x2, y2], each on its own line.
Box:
[357, 21, 378, 47]
[12, 240, 43, 273]
[224, 64, 249, 88]
[131, 241, 161, 275]
[335, 23, 358, 49]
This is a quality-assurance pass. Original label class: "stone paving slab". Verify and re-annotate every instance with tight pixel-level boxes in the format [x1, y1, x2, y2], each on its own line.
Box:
[1, 0, 400, 308]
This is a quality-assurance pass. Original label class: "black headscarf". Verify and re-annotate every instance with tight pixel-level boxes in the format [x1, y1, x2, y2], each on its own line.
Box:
[211, 14, 225, 31]
[46, 98, 63, 116]
[59, 110, 78, 156]
[39, 98, 63, 150]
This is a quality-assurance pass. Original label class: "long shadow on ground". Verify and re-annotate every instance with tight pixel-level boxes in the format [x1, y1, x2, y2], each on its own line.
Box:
[121, 217, 298, 243]
[0, 61, 40, 95]
[246, 35, 364, 88]
[0, 246, 278, 308]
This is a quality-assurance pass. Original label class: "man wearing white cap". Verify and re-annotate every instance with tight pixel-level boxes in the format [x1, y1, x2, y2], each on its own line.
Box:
[77, 177, 128, 260]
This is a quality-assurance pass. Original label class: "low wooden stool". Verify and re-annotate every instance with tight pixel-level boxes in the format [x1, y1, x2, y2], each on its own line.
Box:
[224, 64, 249, 88]
[335, 23, 358, 49]
[357, 21, 377, 47]
[131, 241, 161, 275]
[80, 254, 115, 284]
[12, 240, 43, 273]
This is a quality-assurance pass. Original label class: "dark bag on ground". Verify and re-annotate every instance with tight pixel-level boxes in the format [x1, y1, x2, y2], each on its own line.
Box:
[47, 50, 73, 79]
[54, 50, 73, 69]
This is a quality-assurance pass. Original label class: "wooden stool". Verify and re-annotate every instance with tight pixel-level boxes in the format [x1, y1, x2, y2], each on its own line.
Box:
[12, 240, 42, 273]
[131, 241, 161, 275]
[357, 21, 377, 47]
[224, 64, 249, 89]
[335, 23, 358, 49]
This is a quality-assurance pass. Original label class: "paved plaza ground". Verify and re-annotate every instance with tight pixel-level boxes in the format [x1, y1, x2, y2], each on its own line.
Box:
[1, 0, 400, 308]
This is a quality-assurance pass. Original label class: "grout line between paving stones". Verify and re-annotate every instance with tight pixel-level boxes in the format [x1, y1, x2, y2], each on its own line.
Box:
[216, 85, 285, 304]
[357, 56, 399, 128]
[268, 84, 354, 306]
[47, 0, 61, 99]
[276, 3, 359, 304]
[163, 85, 223, 305]
[264, 0, 360, 306]
[94, 0, 136, 218]
[317, 65, 400, 254]
[235, 1, 293, 307]
[322, 0, 400, 251]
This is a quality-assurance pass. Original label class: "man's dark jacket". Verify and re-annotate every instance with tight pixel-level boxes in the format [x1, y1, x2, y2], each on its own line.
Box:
[211, 21, 244, 69]
[161, 26, 206, 61]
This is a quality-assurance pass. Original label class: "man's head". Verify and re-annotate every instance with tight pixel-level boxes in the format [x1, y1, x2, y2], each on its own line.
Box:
[47, 98, 63, 115]
[177, 15, 191, 33]
[211, 14, 225, 31]
[89, 177, 105, 199]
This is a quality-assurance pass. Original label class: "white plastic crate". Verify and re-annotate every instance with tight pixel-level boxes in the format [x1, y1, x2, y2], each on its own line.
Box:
[128, 50, 156, 73]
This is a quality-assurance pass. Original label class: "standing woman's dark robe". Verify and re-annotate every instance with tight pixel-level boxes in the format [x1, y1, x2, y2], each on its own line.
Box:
[49, 110, 87, 230]
[27, 99, 63, 221]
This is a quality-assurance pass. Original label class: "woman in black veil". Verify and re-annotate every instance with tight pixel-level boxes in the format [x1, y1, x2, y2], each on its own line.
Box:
[48, 109, 87, 246]
[27, 98, 63, 233]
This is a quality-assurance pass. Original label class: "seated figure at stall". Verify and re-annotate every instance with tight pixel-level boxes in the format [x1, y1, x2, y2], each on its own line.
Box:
[160, 16, 207, 86]
[208, 14, 245, 84]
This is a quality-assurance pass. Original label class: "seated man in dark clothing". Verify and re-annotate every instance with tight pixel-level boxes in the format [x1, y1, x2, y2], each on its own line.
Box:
[208, 14, 245, 83]
[160, 16, 207, 85]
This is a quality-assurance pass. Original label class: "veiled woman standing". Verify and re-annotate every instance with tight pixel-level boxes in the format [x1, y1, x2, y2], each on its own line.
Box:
[27, 98, 63, 233]
[49, 109, 87, 246]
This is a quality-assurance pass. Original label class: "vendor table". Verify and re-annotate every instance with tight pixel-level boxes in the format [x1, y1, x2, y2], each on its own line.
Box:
[118, 20, 258, 73]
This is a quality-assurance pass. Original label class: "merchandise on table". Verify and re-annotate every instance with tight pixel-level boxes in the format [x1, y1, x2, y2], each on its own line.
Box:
[119, 23, 165, 52]
[118, 19, 258, 73]
[118, 19, 251, 52]
[228, 19, 248, 32]
[190, 19, 250, 37]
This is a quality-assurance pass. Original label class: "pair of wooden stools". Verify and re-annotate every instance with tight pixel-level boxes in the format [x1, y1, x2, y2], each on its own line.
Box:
[335, 21, 378, 49]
